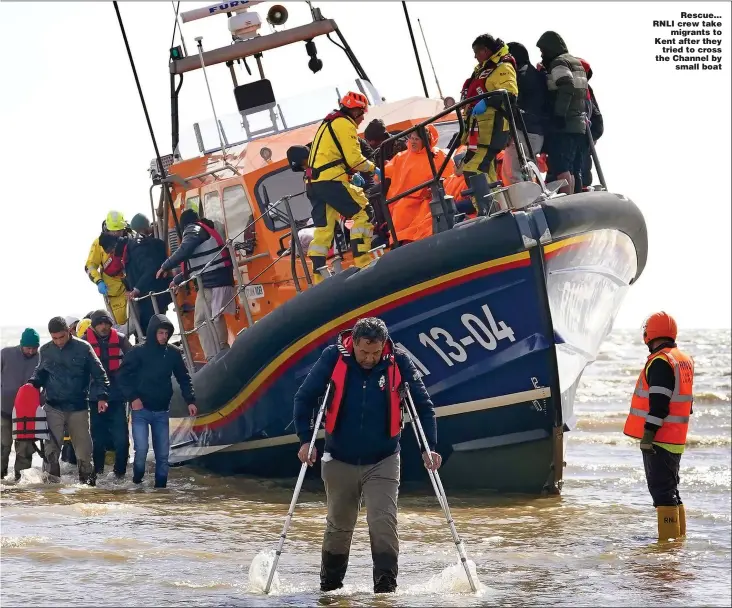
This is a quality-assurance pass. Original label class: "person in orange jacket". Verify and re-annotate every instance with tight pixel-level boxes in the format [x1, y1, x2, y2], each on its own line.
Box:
[383, 124, 456, 244]
[443, 149, 476, 219]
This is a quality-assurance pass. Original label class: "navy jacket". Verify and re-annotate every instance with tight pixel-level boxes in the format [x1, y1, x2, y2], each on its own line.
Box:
[294, 342, 437, 466]
[122, 233, 173, 304]
[117, 315, 196, 412]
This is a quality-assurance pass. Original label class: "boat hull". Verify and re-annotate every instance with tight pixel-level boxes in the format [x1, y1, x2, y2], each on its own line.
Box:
[168, 191, 646, 494]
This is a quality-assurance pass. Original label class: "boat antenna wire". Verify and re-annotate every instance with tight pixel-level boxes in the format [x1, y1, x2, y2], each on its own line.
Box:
[113, 1, 182, 240]
[401, 1, 429, 98]
[170, 1, 188, 56]
[417, 18, 443, 100]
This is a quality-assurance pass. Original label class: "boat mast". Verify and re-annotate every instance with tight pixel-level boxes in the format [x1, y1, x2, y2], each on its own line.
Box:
[113, 1, 182, 240]
[417, 18, 443, 100]
[401, 1, 429, 98]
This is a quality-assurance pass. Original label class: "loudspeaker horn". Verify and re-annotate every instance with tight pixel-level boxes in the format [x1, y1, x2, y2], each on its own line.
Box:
[266, 5, 288, 26]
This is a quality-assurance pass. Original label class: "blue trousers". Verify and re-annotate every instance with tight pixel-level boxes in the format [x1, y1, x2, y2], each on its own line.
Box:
[131, 408, 170, 487]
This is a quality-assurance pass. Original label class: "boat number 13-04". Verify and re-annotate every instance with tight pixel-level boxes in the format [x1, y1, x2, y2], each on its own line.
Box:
[418, 304, 516, 366]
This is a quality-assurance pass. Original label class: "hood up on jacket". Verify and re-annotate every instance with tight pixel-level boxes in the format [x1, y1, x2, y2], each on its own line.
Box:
[146, 314, 175, 345]
[536, 31, 569, 63]
[507, 42, 530, 68]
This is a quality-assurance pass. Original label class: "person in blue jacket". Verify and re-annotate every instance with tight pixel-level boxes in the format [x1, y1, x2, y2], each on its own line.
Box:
[294, 317, 440, 594]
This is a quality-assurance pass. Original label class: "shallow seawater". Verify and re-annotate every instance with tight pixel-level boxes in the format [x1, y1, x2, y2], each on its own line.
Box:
[1, 329, 730, 606]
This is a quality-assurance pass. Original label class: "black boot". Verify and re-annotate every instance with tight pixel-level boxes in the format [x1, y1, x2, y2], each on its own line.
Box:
[78, 461, 96, 486]
[320, 550, 349, 592]
[373, 552, 398, 593]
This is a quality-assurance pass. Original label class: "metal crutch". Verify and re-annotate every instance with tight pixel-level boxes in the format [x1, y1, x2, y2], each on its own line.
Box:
[402, 383, 478, 592]
[264, 381, 334, 594]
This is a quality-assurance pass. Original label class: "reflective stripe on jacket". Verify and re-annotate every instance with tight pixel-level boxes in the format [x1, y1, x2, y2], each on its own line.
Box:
[623, 347, 695, 445]
[460, 45, 518, 151]
[187, 221, 233, 275]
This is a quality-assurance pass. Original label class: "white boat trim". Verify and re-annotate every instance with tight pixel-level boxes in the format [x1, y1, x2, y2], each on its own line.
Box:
[216, 386, 552, 453]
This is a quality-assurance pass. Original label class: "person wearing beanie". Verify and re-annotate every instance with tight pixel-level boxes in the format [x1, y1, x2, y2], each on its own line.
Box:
[28, 316, 110, 486]
[122, 213, 172, 336]
[81, 310, 133, 479]
[536, 31, 589, 194]
[500, 42, 550, 186]
[157, 208, 235, 361]
[130, 213, 151, 234]
[1, 329, 41, 479]
[459, 33, 518, 198]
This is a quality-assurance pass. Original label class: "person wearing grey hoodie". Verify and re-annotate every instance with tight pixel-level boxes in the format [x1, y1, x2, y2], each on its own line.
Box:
[536, 31, 589, 194]
[1, 329, 41, 479]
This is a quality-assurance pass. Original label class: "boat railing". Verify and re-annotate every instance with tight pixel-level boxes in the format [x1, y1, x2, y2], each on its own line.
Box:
[372, 89, 531, 246]
[127, 194, 311, 374]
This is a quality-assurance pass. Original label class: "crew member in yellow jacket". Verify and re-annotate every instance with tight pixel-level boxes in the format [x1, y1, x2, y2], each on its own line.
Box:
[460, 34, 518, 186]
[85, 211, 129, 325]
[305, 91, 376, 283]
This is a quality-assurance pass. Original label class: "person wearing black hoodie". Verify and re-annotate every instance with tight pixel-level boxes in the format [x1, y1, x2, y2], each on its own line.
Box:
[501, 42, 550, 185]
[117, 314, 197, 488]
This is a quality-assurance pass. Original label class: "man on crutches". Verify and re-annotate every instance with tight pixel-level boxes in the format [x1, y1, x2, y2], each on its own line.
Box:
[293, 317, 440, 594]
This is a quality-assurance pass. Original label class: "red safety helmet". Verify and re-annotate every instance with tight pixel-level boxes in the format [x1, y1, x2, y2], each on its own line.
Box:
[642, 311, 678, 344]
[340, 91, 369, 110]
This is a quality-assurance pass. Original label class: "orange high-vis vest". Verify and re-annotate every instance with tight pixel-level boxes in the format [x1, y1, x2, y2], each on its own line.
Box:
[12, 384, 49, 441]
[623, 347, 694, 445]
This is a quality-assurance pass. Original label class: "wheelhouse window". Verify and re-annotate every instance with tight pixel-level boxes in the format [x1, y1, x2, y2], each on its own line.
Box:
[222, 185, 255, 254]
[202, 191, 226, 238]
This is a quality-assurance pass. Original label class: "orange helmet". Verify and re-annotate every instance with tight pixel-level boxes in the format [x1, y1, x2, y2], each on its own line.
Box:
[642, 311, 678, 344]
[340, 91, 369, 110]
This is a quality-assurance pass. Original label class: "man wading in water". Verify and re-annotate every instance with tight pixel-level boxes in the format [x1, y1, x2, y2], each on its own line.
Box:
[294, 317, 440, 593]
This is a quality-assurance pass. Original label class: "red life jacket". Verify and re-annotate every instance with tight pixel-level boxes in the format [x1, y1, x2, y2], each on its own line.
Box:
[461, 53, 517, 149]
[12, 384, 48, 441]
[103, 247, 126, 277]
[325, 334, 403, 438]
[460, 53, 517, 106]
[180, 221, 232, 276]
[86, 327, 123, 372]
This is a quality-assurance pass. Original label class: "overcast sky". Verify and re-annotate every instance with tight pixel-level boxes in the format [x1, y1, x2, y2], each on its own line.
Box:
[1, 1, 730, 336]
